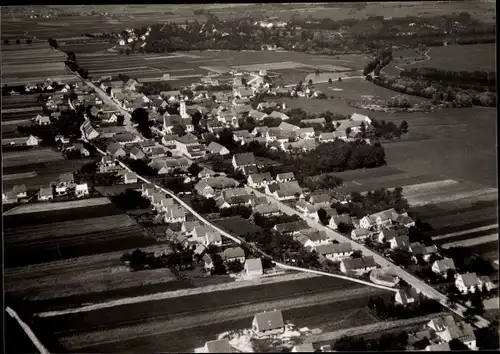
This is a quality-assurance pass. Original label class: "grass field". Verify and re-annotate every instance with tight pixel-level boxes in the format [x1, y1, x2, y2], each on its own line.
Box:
[409, 44, 495, 72]
[4, 197, 112, 216]
[2, 148, 64, 168]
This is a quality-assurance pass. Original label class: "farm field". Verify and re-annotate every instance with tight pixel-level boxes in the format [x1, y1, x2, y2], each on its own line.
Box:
[2, 147, 65, 168]
[3, 197, 156, 268]
[2, 157, 100, 191]
[409, 44, 495, 72]
[36, 276, 390, 353]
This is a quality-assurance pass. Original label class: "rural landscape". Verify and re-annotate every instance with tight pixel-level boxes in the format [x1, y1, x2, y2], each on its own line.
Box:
[2, 2, 498, 353]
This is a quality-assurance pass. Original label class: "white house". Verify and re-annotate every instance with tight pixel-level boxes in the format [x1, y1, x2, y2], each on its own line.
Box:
[351, 228, 371, 242]
[252, 309, 284, 337]
[314, 242, 353, 262]
[340, 256, 377, 275]
[204, 231, 223, 247]
[26, 135, 42, 146]
[222, 247, 246, 263]
[244, 258, 263, 277]
[427, 315, 477, 350]
[454, 273, 495, 295]
[164, 205, 186, 223]
[247, 173, 274, 188]
[431, 258, 456, 279]
[275, 172, 295, 183]
[124, 172, 138, 184]
[75, 183, 89, 198]
[329, 214, 352, 230]
[394, 287, 419, 306]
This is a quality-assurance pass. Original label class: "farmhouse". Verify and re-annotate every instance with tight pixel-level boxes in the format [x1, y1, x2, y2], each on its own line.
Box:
[38, 187, 53, 201]
[276, 172, 295, 183]
[377, 229, 399, 244]
[340, 256, 377, 275]
[329, 214, 353, 230]
[273, 220, 309, 236]
[266, 181, 303, 200]
[395, 287, 420, 306]
[253, 203, 281, 217]
[194, 177, 239, 198]
[33, 114, 51, 125]
[427, 315, 477, 350]
[409, 243, 439, 263]
[221, 247, 245, 263]
[455, 273, 495, 294]
[302, 117, 326, 127]
[314, 242, 353, 262]
[252, 310, 284, 337]
[124, 172, 138, 184]
[247, 172, 274, 188]
[350, 112, 372, 125]
[245, 258, 264, 277]
[164, 205, 187, 223]
[106, 142, 127, 158]
[182, 220, 202, 236]
[81, 119, 99, 140]
[232, 152, 256, 170]
[351, 228, 371, 241]
[389, 235, 410, 250]
[204, 231, 223, 247]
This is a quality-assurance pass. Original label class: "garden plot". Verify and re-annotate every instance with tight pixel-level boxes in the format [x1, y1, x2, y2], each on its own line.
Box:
[2, 148, 64, 168]
[4, 197, 112, 216]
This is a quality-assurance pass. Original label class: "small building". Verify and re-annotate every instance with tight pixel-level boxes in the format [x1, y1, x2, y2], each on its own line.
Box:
[204, 339, 233, 353]
[124, 172, 138, 184]
[75, 183, 89, 198]
[244, 258, 263, 277]
[222, 247, 246, 263]
[340, 256, 377, 275]
[395, 287, 419, 306]
[207, 141, 230, 156]
[351, 228, 371, 242]
[454, 272, 495, 295]
[292, 343, 315, 352]
[38, 187, 53, 201]
[11, 184, 28, 199]
[254, 203, 281, 217]
[247, 172, 274, 188]
[252, 309, 285, 337]
[182, 220, 202, 236]
[232, 152, 256, 170]
[329, 214, 352, 230]
[275, 172, 295, 183]
[431, 258, 456, 279]
[314, 242, 353, 262]
[164, 205, 186, 223]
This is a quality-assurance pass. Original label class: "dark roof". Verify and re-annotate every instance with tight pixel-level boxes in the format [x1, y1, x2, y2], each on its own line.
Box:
[253, 310, 284, 332]
[342, 256, 377, 270]
[234, 152, 256, 166]
[205, 339, 233, 353]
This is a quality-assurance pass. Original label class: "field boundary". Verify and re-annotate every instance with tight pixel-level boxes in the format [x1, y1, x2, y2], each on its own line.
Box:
[6, 307, 50, 354]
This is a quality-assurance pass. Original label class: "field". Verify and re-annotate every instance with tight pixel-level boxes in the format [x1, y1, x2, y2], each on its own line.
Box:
[409, 44, 495, 72]
[2, 157, 99, 191]
[2, 148, 65, 168]
[3, 198, 157, 268]
[33, 276, 391, 352]
[213, 216, 263, 237]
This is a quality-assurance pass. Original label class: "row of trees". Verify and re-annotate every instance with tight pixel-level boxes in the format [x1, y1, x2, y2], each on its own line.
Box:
[400, 67, 495, 90]
[368, 295, 442, 320]
[334, 332, 409, 351]
[3, 38, 32, 45]
[121, 248, 194, 271]
[371, 74, 496, 107]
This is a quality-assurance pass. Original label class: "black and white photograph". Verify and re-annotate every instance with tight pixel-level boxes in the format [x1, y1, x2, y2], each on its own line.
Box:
[2, 2, 498, 353]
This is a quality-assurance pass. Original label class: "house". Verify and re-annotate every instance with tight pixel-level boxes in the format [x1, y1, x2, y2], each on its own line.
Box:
[318, 132, 336, 143]
[198, 168, 217, 180]
[207, 141, 230, 156]
[26, 135, 42, 146]
[182, 220, 202, 236]
[273, 220, 309, 236]
[129, 147, 145, 160]
[425, 343, 451, 351]
[395, 287, 419, 305]
[389, 235, 410, 250]
[311, 207, 337, 223]
[249, 110, 269, 121]
[124, 172, 138, 184]
[251, 126, 270, 137]
[350, 112, 372, 125]
[392, 212, 416, 228]
[269, 111, 289, 120]
[340, 256, 377, 275]
[302, 117, 326, 127]
[252, 309, 284, 337]
[38, 187, 53, 201]
[204, 231, 223, 247]
[254, 203, 281, 217]
[222, 247, 245, 263]
[296, 127, 316, 139]
[247, 173, 274, 188]
[292, 343, 315, 352]
[245, 258, 264, 277]
[107, 142, 127, 158]
[377, 229, 399, 244]
[314, 242, 353, 262]
[351, 228, 371, 241]
[275, 172, 295, 183]
[159, 197, 175, 211]
[232, 152, 256, 170]
[80, 119, 99, 140]
[454, 272, 496, 294]
[360, 208, 398, 230]
[204, 339, 233, 353]
[427, 315, 476, 350]
[266, 181, 303, 200]
[164, 205, 186, 223]
[410, 243, 438, 263]
[59, 173, 74, 187]
[141, 184, 156, 198]
[194, 177, 239, 198]
[431, 258, 456, 279]
[309, 193, 331, 206]
[203, 254, 214, 271]
[234, 87, 254, 99]
[75, 183, 89, 198]
[278, 121, 300, 132]
[329, 214, 352, 230]
[33, 114, 51, 125]
[193, 225, 218, 243]
[216, 188, 253, 209]
[233, 130, 252, 142]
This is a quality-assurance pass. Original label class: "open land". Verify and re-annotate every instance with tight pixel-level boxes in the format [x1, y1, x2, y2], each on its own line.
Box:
[33, 276, 391, 353]
[3, 198, 156, 268]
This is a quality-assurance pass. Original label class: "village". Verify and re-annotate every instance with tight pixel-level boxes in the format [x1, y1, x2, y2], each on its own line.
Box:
[3, 55, 497, 352]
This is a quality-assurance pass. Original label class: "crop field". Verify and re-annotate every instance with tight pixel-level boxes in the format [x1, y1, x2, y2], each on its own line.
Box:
[4, 198, 156, 268]
[282, 97, 356, 116]
[2, 158, 99, 191]
[213, 216, 263, 237]
[409, 44, 495, 72]
[35, 276, 389, 353]
[2, 148, 64, 168]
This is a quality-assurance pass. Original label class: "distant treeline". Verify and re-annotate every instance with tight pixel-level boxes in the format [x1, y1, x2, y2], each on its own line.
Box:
[400, 67, 496, 90]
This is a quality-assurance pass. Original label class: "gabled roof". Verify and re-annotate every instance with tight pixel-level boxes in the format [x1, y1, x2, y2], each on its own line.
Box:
[342, 256, 377, 270]
[207, 141, 228, 153]
[254, 203, 280, 215]
[223, 247, 245, 260]
[316, 242, 352, 255]
[276, 172, 295, 180]
[457, 272, 479, 287]
[352, 228, 370, 237]
[278, 122, 299, 132]
[274, 220, 309, 233]
[245, 258, 263, 272]
[205, 339, 233, 353]
[248, 172, 273, 183]
[176, 133, 199, 145]
[233, 152, 256, 166]
[433, 257, 456, 272]
[253, 309, 284, 331]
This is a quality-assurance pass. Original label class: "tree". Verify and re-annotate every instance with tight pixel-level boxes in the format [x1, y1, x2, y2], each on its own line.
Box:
[26, 39, 32, 44]
[400, 120, 409, 133]
[117, 115, 125, 126]
[317, 208, 329, 225]
[16, 39, 21, 44]
[337, 222, 352, 234]
[171, 124, 186, 136]
[4, 39, 9, 44]
[226, 260, 244, 273]
[449, 339, 469, 351]
[188, 163, 203, 177]
[338, 77, 342, 82]
[328, 78, 333, 84]
[308, 79, 313, 86]
[126, 48, 131, 55]
[351, 250, 363, 259]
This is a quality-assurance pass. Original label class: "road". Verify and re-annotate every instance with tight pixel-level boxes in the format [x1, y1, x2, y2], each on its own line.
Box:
[245, 187, 491, 328]
[38, 276, 390, 352]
